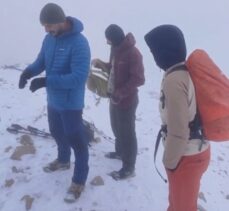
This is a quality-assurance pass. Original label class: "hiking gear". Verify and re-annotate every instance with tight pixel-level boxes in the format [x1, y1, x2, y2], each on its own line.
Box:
[30, 77, 46, 92]
[83, 119, 95, 144]
[166, 147, 210, 211]
[186, 49, 229, 141]
[48, 107, 89, 184]
[40, 3, 66, 24]
[154, 126, 168, 183]
[144, 25, 186, 70]
[27, 17, 90, 110]
[91, 59, 111, 73]
[43, 159, 70, 172]
[18, 69, 33, 89]
[108, 168, 135, 180]
[6, 120, 94, 143]
[7, 123, 52, 139]
[105, 24, 125, 46]
[87, 69, 109, 98]
[64, 183, 85, 203]
[104, 152, 121, 160]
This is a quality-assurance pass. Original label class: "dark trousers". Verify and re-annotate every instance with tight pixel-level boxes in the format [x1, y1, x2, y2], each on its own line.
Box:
[109, 96, 138, 170]
[47, 106, 89, 185]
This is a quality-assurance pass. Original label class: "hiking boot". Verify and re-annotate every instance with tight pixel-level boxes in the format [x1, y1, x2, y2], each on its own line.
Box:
[108, 168, 135, 180]
[64, 182, 85, 203]
[43, 159, 70, 173]
[104, 152, 121, 160]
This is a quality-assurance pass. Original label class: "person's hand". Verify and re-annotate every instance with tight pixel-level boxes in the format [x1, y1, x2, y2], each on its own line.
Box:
[18, 69, 33, 89]
[110, 91, 122, 104]
[30, 77, 46, 92]
[91, 58, 103, 68]
[110, 96, 121, 104]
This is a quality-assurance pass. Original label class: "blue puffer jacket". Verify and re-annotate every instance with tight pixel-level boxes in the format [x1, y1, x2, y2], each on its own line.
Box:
[28, 17, 91, 110]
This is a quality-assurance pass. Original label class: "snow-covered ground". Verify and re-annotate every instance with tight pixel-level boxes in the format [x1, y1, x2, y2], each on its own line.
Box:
[0, 1, 229, 211]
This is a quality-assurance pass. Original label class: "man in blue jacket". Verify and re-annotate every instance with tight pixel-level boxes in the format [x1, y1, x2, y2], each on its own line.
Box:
[18, 3, 91, 203]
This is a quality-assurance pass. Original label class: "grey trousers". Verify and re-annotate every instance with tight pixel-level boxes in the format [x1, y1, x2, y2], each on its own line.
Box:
[109, 95, 138, 170]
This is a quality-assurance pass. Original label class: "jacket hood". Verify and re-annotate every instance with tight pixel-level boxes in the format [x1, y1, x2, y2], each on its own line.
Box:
[116, 33, 136, 52]
[68, 17, 83, 34]
[144, 25, 186, 70]
[58, 16, 83, 38]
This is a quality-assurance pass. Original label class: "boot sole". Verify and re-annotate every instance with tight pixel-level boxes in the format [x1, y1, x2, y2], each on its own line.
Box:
[107, 171, 136, 181]
[43, 166, 70, 173]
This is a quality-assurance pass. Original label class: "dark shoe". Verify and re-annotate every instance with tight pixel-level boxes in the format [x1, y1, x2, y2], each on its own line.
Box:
[43, 159, 70, 173]
[104, 152, 121, 160]
[64, 182, 85, 203]
[108, 168, 135, 180]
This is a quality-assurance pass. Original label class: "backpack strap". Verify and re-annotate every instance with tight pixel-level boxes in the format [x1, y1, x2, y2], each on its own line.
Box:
[154, 125, 167, 183]
[154, 118, 204, 183]
[189, 111, 206, 150]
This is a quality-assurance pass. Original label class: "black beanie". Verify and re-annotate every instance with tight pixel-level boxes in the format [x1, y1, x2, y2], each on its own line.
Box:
[144, 25, 187, 70]
[40, 3, 66, 24]
[105, 24, 125, 46]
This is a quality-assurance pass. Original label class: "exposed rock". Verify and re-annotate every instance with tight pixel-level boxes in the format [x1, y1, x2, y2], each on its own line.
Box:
[4, 146, 12, 153]
[0, 78, 7, 85]
[90, 176, 104, 186]
[20, 135, 33, 146]
[12, 166, 24, 173]
[21, 195, 34, 211]
[10, 145, 36, 160]
[197, 204, 207, 211]
[198, 192, 207, 203]
[10, 134, 36, 160]
[217, 156, 224, 161]
[92, 201, 98, 206]
[5, 179, 15, 187]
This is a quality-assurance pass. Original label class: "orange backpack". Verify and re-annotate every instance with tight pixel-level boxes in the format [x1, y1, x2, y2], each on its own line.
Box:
[186, 49, 229, 141]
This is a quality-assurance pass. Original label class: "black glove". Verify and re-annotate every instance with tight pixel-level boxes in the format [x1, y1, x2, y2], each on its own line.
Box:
[30, 77, 46, 92]
[18, 69, 33, 89]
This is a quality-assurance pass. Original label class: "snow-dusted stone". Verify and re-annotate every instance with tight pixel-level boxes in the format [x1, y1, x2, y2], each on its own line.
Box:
[90, 176, 104, 186]
[21, 195, 34, 211]
[10, 135, 36, 160]
[4, 146, 12, 153]
[20, 135, 33, 146]
[4, 179, 14, 187]
[198, 192, 207, 203]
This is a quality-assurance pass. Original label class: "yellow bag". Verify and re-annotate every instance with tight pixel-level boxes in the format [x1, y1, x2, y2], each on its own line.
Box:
[87, 69, 109, 98]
